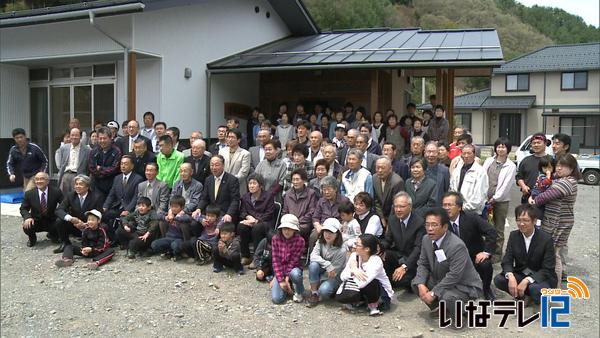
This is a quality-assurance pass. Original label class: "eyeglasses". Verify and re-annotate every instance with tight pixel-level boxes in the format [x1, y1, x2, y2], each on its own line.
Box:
[424, 223, 442, 228]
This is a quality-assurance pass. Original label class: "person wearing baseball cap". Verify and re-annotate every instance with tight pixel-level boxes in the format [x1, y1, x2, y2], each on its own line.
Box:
[55, 209, 115, 270]
[306, 218, 347, 307]
[332, 123, 347, 149]
[106, 120, 120, 140]
[271, 214, 306, 304]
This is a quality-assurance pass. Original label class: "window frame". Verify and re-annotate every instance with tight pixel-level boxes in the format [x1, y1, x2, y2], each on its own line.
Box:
[505, 73, 530, 92]
[561, 71, 588, 91]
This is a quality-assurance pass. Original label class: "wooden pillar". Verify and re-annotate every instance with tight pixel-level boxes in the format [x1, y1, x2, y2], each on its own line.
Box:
[370, 70, 379, 114]
[127, 51, 137, 121]
[435, 69, 443, 104]
[446, 68, 455, 143]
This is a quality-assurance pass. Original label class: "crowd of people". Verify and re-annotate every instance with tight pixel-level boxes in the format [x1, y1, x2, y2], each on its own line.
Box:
[9, 100, 579, 322]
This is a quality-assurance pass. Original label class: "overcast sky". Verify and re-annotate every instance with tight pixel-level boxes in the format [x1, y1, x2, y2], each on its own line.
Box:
[516, 0, 599, 27]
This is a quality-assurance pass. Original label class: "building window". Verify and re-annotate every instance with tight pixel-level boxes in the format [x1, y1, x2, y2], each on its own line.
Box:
[93, 64, 116, 77]
[561, 72, 588, 90]
[506, 74, 529, 92]
[29, 68, 49, 81]
[560, 115, 600, 148]
[454, 112, 472, 132]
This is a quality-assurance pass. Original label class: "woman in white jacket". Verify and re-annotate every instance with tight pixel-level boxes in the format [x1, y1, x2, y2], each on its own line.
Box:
[482, 137, 516, 259]
[337, 234, 393, 316]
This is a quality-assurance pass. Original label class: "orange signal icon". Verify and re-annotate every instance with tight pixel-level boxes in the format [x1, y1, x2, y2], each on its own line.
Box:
[566, 276, 590, 299]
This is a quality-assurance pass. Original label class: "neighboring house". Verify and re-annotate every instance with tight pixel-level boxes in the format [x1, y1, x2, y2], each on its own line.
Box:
[420, 43, 599, 153]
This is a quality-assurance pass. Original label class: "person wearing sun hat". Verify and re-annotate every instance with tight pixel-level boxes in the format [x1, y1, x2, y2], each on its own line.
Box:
[270, 214, 306, 304]
[306, 218, 347, 307]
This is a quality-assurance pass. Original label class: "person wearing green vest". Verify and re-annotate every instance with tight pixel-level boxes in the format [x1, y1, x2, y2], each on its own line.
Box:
[156, 135, 184, 188]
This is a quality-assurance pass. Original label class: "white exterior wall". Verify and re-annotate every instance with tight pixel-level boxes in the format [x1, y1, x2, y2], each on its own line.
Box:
[0, 15, 130, 61]
[135, 59, 162, 122]
[210, 73, 260, 134]
[0, 64, 29, 137]
[132, 0, 290, 137]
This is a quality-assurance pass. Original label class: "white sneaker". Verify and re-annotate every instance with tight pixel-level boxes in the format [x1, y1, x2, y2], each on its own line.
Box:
[293, 293, 304, 303]
[369, 308, 383, 316]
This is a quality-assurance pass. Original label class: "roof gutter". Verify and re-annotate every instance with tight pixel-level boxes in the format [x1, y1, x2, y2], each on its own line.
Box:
[208, 60, 505, 74]
[0, 2, 144, 27]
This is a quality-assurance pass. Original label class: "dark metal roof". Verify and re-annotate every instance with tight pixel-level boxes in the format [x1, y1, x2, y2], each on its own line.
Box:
[493, 43, 600, 74]
[482, 95, 535, 109]
[418, 89, 535, 110]
[208, 28, 504, 73]
[0, 0, 319, 36]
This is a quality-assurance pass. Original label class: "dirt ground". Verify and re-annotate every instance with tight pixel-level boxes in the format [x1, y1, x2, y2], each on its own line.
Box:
[1, 184, 598, 337]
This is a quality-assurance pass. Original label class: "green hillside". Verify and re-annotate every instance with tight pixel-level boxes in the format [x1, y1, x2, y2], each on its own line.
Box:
[305, 0, 600, 60]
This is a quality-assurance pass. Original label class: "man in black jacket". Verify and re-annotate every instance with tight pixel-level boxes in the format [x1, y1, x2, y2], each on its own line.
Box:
[194, 155, 240, 224]
[381, 191, 425, 289]
[54, 174, 104, 253]
[130, 138, 156, 178]
[7, 128, 48, 191]
[19, 172, 63, 246]
[184, 139, 210, 184]
[115, 120, 153, 156]
[442, 192, 497, 300]
[88, 127, 122, 197]
[494, 204, 557, 304]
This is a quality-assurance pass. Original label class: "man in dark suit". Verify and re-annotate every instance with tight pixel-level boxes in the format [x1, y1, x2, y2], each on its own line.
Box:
[102, 155, 144, 231]
[54, 174, 104, 253]
[208, 125, 229, 156]
[356, 135, 379, 173]
[382, 142, 410, 181]
[425, 142, 450, 203]
[412, 207, 483, 326]
[336, 129, 359, 167]
[249, 129, 270, 171]
[382, 191, 424, 289]
[166, 126, 187, 153]
[130, 138, 156, 178]
[442, 192, 498, 300]
[494, 204, 557, 304]
[195, 155, 241, 224]
[19, 172, 63, 246]
[137, 162, 170, 217]
[185, 139, 211, 184]
[373, 157, 405, 224]
[115, 120, 153, 156]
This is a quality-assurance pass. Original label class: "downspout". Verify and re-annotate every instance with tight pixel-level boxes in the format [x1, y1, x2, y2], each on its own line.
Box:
[89, 10, 130, 119]
[542, 72, 547, 134]
[206, 69, 212, 139]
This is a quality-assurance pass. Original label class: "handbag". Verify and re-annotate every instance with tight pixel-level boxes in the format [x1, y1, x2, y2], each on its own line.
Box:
[335, 255, 363, 304]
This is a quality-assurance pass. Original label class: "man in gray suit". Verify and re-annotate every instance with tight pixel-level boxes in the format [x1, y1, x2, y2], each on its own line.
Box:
[356, 135, 379, 173]
[170, 163, 203, 215]
[137, 162, 170, 217]
[373, 157, 404, 225]
[424, 142, 450, 204]
[57, 128, 90, 195]
[219, 130, 251, 196]
[412, 207, 482, 327]
[249, 129, 270, 171]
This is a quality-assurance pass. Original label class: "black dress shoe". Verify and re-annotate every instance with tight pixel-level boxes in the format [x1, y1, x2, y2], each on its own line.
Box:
[27, 236, 37, 247]
[53, 244, 65, 254]
[484, 288, 497, 301]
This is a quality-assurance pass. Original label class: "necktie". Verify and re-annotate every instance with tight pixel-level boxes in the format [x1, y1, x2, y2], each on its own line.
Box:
[40, 191, 47, 214]
[79, 196, 85, 208]
[452, 223, 460, 237]
[400, 220, 406, 229]
[129, 139, 133, 152]
[147, 182, 153, 198]
[381, 180, 385, 193]
[214, 177, 221, 200]
[433, 241, 439, 252]
[123, 175, 128, 187]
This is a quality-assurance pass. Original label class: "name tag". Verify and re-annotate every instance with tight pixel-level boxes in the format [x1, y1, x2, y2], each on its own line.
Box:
[435, 249, 447, 263]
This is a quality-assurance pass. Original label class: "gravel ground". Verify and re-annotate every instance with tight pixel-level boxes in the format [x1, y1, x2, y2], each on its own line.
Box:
[1, 185, 598, 338]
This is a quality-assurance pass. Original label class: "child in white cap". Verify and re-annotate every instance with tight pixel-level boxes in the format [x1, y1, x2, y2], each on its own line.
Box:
[55, 209, 115, 270]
